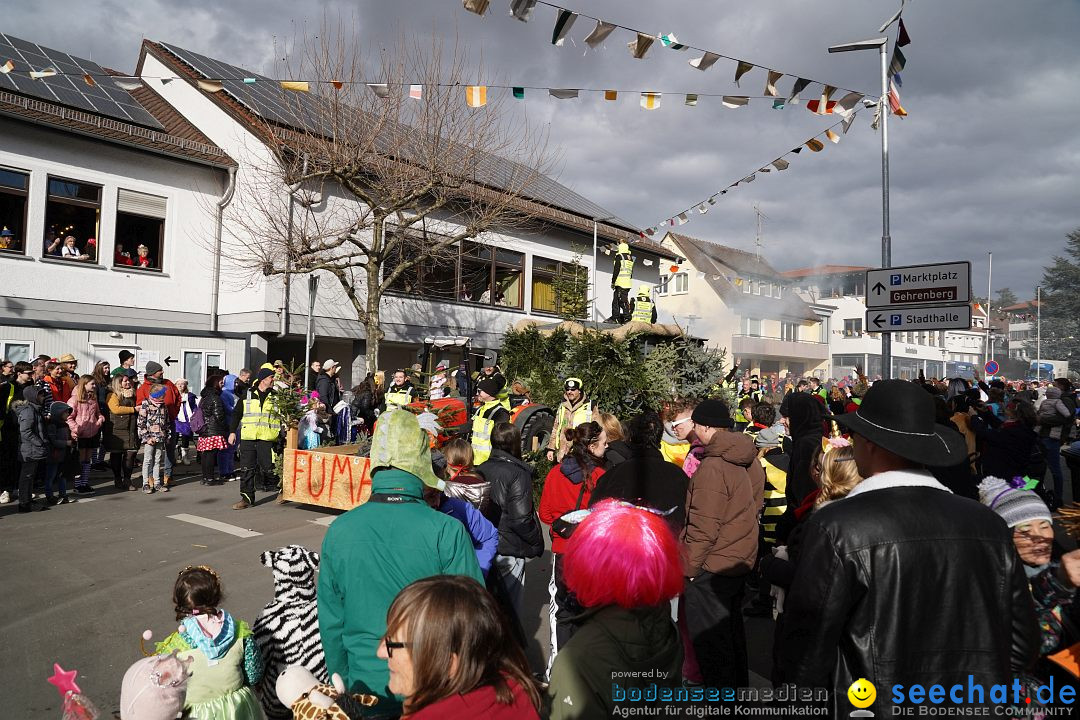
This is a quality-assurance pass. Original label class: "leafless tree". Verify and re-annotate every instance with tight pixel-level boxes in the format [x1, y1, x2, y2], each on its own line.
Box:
[223, 25, 552, 370]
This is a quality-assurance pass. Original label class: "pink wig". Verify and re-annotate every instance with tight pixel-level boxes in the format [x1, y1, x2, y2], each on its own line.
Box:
[563, 500, 683, 609]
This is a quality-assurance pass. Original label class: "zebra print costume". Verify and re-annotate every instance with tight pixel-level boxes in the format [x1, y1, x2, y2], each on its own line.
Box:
[254, 544, 326, 720]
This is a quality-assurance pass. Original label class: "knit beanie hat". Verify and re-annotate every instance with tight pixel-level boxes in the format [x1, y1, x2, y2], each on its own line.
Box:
[977, 477, 1052, 528]
[477, 378, 502, 398]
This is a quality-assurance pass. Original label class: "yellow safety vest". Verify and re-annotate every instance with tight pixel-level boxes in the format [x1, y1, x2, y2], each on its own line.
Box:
[385, 386, 413, 407]
[471, 398, 510, 465]
[614, 253, 634, 289]
[631, 298, 653, 323]
[553, 401, 593, 451]
[240, 393, 279, 442]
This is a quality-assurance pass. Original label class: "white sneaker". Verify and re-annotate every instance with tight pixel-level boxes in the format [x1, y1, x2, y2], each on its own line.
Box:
[0, 490, 10, 504]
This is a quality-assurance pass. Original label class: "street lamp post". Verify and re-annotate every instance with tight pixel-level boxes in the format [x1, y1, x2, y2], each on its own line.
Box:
[592, 216, 617, 326]
[829, 37, 891, 378]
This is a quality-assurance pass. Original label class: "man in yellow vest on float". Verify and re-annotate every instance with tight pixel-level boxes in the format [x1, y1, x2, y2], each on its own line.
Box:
[230, 367, 281, 509]
[630, 284, 657, 323]
[470, 378, 511, 465]
[546, 377, 596, 461]
[610, 242, 634, 323]
[384, 369, 416, 408]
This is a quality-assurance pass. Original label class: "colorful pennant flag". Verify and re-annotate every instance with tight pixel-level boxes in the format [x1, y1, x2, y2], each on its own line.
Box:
[721, 96, 749, 109]
[772, 158, 790, 171]
[834, 91, 864, 118]
[330, 80, 344, 90]
[281, 81, 310, 92]
[584, 20, 616, 48]
[806, 100, 836, 114]
[0, 60, 14, 74]
[198, 79, 224, 92]
[758, 166, 771, 173]
[825, 129, 841, 144]
[676, 213, 689, 225]
[889, 47, 906, 76]
[897, 18, 911, 47]
[512, 86, 525, 99]
[689, 52, 719, 71]
[510, 0, 537, 22]
[888, 79, 907, 116]
[684, 94, 698, 107]
[742, 174, 756, 184]
[462, 0, 490, 15]
[243, 77, 257, 84]
[409, 84, 423, 100]
[628, 33, 655, 59]
[82, 73, 95, 87]
[466, 85, 488, 107]
[806, 138, 824, 152]
[640, 92, 661, 110]
[734, 61, 754, 86]
[604, 89, 618, 101]
[841, 113, 856, 134]
[549, 88, 579, 99]
[659, 34, 686, 50]
[552, 10, 577, 46]
[892, 72, 903, 88]
[787, 78, 810, 104]
[772, 99, 785, 110]
[367, 83, 390, 98]
[707, 196, 717, 205]
[817, 85, 836, 113]
[791, 146, 803, 154]
[29, 68, 57, 79]
[764, 70, 783, 97]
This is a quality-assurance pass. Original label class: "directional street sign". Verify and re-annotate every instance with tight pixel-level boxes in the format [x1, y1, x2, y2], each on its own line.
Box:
[865, 304, 973, 333]
[866, 261, 971, 309]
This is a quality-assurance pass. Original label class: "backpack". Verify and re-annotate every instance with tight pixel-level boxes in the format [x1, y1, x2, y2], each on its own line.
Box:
[189, 403, 207, 435]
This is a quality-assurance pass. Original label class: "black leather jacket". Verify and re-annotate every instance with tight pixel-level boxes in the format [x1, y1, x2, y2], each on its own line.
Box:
[476, 449, 544, 559]
[777, 477, 1038, 714]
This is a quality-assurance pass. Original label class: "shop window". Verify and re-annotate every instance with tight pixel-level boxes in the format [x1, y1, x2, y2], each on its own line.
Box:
[0, 167, 29, 255]
[43, 176, 101, 263]
[114, 189, 166, 271]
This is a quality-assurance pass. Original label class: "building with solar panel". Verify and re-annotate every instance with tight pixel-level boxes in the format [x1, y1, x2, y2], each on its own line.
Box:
[0, 32, 676, 388]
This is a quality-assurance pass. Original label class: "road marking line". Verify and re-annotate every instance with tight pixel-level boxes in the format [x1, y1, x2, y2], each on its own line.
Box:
[168, 513, 263, 538]
[308, 517, 335, 527]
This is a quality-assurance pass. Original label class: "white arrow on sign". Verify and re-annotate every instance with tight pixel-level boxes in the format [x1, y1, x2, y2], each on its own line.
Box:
[866, 303, 973, 333]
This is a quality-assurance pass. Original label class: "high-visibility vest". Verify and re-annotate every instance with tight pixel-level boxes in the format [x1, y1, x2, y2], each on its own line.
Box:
[471, 398, 510, 465]
[631, 298, 654, 323]
[385, 385, 414, 407]
[614, 253, 634, 289]
[239, 393, 278, 441]
[553, 401, 593, 451]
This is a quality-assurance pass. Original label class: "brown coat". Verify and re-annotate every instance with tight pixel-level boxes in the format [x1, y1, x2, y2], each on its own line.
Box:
[680, 430, 765, 577]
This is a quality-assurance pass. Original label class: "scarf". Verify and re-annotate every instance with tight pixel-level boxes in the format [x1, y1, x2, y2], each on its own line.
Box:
[181, 610, 236, 662]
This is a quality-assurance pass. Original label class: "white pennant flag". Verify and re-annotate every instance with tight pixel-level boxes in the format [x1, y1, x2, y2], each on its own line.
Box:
[721, 96, 749, 109]
[584, 20, 616, 48]
[772, 158, 790, 171]
[676, 213, 689, 225]
[834, 91, 864, 119]
[509, 0, 537, 22]
[689, 52, 720, 71]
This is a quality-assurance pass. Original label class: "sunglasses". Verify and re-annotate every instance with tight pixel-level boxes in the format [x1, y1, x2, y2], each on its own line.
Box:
[671, 416, 694, 428]
[384, 637, 411, 658]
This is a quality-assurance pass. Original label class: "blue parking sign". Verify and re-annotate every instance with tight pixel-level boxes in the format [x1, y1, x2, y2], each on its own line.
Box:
[890, 274, 901, 285]
[891, 314, 901, 326]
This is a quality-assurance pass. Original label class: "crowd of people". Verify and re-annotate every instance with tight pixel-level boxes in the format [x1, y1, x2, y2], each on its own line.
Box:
[5, 350, 1080, 718]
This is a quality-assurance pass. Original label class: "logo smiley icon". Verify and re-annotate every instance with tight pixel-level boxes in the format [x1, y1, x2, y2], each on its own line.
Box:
[847, 678, 876, 709]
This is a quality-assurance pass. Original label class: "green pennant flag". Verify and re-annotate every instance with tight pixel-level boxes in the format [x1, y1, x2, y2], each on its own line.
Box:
[513, 87, 525, 99]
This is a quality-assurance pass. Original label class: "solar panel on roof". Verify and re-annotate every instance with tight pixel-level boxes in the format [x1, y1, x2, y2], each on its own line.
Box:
[0, 32, 163, 130]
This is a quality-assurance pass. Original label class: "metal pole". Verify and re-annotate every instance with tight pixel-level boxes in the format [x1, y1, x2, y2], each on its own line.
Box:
[984, 251, 992, 367]
[879, 42, 892, 380]
[304, 275, 319, 390]
[591, 220, 599, 326]
[1037, 286, 1042, 384]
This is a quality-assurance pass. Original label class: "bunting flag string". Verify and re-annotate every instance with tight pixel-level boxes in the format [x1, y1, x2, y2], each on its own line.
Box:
[460, 0, 871, 100]
[637, 108, 868, 238]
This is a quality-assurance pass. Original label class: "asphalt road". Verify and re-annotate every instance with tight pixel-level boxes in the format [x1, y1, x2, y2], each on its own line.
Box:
[0, 462, 774, 718]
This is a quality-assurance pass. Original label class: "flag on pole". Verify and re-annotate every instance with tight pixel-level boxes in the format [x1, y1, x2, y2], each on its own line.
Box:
[888, 79, 907, 116]
[825, 129, 841, 143]
[549, 88, 579, 99]
[897, 18, 911, 46]
[512, 86, 525, 99]
[466, 85, 488, 107]
[684, 93, 698, 106]
[734, 61, 754, 86]
[409, 84, 423, 100]
[787, 77, 810, 104]
[889, 47, 906, 76]
[689, 51, 719, 71]
[510, 0, 537, 22]
[806, 138, 825, 152]
[29, 68, 57, 79]
[552, 10, 577, 45]
[584, 20, 616, 48]
[462, 0, 490, 15]
[604, 89, 618, 101]
[892, 72, 903, 88]
[721, 96, 749, 108]
[199, 79, 224, 92]
[764, 70, 783, 97]
[628, 33, 655, 59]
[640, 92, 661, 110]
[772, 158, 790, 171]
[0, 60, 13, 74]
[367, 83, 390, 98]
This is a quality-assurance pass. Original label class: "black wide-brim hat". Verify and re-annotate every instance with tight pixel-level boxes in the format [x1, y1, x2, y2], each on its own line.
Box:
[827, 379, 967, 467]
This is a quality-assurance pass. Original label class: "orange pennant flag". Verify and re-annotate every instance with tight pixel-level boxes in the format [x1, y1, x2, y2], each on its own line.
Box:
[466, 85, 487, 107]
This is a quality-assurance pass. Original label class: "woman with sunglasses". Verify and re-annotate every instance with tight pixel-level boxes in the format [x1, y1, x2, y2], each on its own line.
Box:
[377, 575, 540, 719]
[978, 477, 1080, 691]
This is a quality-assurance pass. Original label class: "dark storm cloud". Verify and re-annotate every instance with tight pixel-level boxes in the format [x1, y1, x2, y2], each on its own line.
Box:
[6, 0, 1078, 298]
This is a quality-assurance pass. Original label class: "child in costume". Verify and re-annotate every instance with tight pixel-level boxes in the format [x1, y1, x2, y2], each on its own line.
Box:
[155, 566, 264, 720]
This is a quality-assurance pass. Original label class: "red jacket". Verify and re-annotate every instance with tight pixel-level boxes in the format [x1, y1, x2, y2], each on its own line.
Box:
[407, 679, 538, 720]
[538, 458, 605, 554]
[44, 375, 71, 404]
[136, 379, 182, 421]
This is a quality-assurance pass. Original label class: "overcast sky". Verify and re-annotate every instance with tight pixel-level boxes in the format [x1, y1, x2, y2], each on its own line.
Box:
[8, 0, 1078, 300]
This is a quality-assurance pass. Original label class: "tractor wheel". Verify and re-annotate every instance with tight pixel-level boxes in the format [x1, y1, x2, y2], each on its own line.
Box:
[515, 405, 555, 456]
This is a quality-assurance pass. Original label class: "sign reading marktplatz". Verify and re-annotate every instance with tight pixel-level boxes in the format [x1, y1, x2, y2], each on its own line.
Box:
[866, 261, 971, 309]
[865, 303, 974, 333]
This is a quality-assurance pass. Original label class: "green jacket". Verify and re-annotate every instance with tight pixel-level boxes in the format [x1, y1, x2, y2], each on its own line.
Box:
[318, 468, 483, 714]
[548, 605, 682, 720]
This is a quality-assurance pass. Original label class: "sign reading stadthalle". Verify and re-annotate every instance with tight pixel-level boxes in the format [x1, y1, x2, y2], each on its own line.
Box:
[865, 261, 971, 309]
[865, 304, 973, 333]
